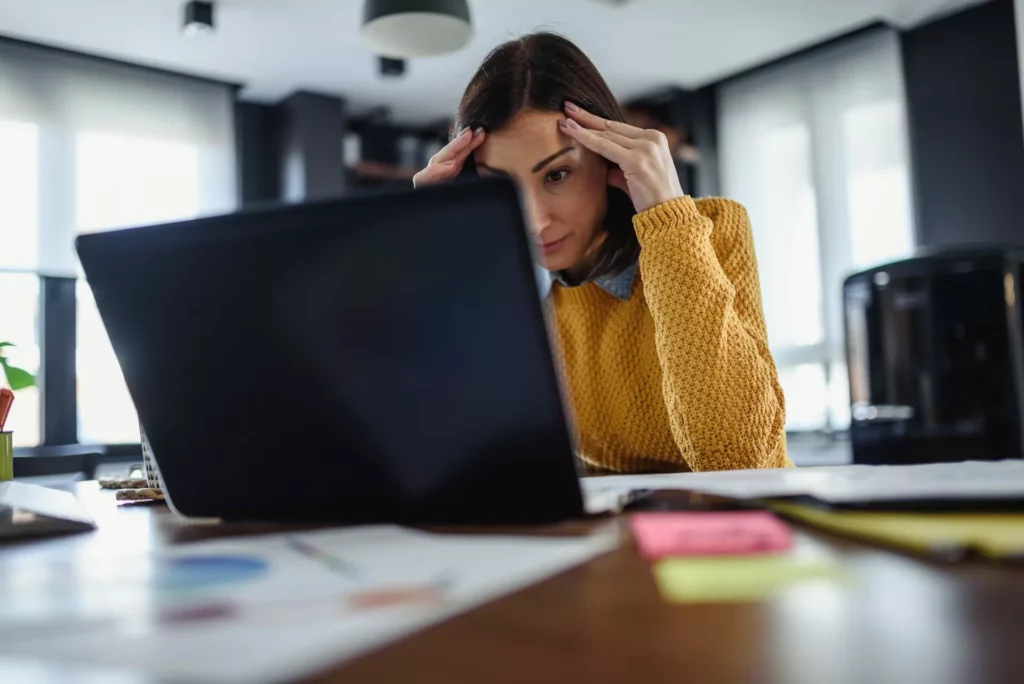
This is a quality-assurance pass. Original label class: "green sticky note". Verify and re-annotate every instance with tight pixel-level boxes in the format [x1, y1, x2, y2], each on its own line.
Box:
[653, 554, 843, 603]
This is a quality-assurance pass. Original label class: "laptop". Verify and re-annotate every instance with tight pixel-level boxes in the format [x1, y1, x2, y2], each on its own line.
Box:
[76, 178, 603, 525]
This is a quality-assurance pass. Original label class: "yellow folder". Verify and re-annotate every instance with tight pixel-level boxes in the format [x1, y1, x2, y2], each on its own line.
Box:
[770, 502, 1024, 560]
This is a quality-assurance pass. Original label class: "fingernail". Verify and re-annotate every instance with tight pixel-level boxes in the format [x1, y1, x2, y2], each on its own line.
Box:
[558, 119, 569, 128]
[473, 127, 485, 137]
[566, 119, 580, 130]
[457, 127, 470, 138]
[564, 101, 579, 112]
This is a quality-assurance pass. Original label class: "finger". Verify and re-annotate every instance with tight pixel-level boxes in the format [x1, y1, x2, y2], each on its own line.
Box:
[413, 160, 458, 188]
[465, 128, 487, 154]
[607, 166, 630, 195]
[558, 119, 630, 165]
[447, 129, 486, 166]
[432, 128, 475, 163]
[432, 129, 472, 163]
[564, 102, 648, 140]
[436, 127, 486, 165]
[586, 129, 647, 150]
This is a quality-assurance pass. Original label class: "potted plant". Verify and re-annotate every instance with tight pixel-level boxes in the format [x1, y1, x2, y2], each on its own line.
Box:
[0, 341, 35, 390]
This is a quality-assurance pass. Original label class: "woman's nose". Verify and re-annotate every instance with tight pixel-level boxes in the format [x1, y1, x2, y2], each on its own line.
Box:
[521, 190, 551, 237]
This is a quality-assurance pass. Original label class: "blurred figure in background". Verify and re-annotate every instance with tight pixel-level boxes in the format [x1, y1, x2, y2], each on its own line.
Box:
[414, 33, 790, 473]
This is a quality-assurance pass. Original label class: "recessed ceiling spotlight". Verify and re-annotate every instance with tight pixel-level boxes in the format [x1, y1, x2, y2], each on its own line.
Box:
[183, 1, 215, 38]
[379, 56, 407, 78]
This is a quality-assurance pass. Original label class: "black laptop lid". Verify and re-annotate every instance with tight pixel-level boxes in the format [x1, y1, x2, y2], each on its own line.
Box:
[76, 178, 583, 524]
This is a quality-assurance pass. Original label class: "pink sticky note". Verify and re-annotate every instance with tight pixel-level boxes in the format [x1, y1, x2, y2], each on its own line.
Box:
[630, 511, 792, 559]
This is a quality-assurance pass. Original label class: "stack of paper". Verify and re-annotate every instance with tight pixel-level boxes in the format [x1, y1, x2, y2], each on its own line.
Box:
[0, 525, 616, 683]
[583, 459, 1024, 504]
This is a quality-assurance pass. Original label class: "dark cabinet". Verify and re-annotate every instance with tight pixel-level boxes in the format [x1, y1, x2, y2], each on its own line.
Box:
[844, 248, 1024, 464]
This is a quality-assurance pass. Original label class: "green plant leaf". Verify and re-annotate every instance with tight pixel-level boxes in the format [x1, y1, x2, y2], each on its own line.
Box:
[0, 358, 35, 391]
[0, 342, 14, 347]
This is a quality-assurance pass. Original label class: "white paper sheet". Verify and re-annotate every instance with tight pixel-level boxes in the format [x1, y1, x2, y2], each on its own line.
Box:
[0, 481, 97, 528]
[0, 525, 616, 683]
[582, 459, 1024, 503]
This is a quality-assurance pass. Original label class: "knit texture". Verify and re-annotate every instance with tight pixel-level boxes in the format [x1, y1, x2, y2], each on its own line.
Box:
[551, 196, 791, 473]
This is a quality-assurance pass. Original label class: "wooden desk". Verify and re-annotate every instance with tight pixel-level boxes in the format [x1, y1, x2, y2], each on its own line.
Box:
[1, 483, 1022, 684]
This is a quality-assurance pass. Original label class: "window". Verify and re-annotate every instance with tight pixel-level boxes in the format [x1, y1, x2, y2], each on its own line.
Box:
[752, 124, 823, 350]
[0, 121, 39, 269]
[0, 121, 40, 447]
[76, 132, 201, 232]
[843, 101, 915, 270]
[75, 282, 139, 444]
[75, 132, 205, 443]
[0, 39, 237, 448]
[0, 274, 40, 447]
[719, 29, 915, 431]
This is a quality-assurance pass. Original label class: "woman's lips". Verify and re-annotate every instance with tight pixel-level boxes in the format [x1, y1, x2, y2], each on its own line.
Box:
[539, 236, 568, 255]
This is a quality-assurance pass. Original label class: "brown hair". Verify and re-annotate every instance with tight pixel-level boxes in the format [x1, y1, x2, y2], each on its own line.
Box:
[454, 32, 639, 280]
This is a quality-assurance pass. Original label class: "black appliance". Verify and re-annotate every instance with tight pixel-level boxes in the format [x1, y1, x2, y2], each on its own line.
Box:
[844, 247, 1024, 465]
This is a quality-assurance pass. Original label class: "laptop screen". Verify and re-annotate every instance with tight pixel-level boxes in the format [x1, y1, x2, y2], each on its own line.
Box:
[77, 178, 583, 524]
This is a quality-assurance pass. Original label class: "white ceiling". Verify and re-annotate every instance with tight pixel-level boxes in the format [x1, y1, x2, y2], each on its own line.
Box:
[0, 0, 986, 123]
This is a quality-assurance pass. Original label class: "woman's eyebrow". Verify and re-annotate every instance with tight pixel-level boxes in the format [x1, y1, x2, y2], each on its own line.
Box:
[478, 147, 575, 176]
[477, 163, 510, 176]
[532, 147, 574, 173]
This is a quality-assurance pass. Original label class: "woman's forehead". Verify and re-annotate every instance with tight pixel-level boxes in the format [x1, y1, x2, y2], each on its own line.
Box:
[477, 110, 579, 172]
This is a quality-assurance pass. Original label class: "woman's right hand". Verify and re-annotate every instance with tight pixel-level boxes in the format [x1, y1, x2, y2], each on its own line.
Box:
[412, 127, 486, 188]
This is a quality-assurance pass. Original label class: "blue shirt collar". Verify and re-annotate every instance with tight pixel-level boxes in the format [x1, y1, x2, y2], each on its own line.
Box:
[546, 261, 638, 301]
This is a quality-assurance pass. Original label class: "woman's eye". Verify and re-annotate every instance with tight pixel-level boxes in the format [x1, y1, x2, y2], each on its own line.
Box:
[545, 169, 569, 184]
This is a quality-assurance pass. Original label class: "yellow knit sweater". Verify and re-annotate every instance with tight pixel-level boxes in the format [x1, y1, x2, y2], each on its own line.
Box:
[551, 195, 791, 473]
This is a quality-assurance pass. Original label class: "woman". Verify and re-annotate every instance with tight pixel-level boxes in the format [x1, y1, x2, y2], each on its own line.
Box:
[414, 33, 791, 473]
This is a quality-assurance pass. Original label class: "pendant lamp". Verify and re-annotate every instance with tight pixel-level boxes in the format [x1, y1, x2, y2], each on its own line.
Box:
[361, 0, 473, 58]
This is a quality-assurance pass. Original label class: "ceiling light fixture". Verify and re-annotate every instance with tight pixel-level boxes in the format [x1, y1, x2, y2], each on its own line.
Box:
[361, 0, 472, 58]
[183, 1, 215, 38]
[379, 56, 407, 78]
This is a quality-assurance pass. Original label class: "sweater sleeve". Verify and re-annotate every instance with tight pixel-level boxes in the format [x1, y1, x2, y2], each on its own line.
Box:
[633, 196, 789, 471]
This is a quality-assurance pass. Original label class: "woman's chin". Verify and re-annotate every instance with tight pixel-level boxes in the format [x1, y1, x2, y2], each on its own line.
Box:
[537, 252, 579, 273]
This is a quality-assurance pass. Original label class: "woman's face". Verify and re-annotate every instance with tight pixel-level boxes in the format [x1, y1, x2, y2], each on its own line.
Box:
[475, 109, 609, 273]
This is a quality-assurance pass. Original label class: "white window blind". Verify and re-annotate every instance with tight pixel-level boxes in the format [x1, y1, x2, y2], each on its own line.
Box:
[0, 41, 237, 444]
[718, 29, 916, 431]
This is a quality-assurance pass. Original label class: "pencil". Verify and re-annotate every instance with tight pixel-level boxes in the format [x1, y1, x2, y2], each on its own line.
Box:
[0, 388, 14, 432]
[285, 535, 361, 579]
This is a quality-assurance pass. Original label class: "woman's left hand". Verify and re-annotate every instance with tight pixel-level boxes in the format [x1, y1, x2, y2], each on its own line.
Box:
[559, 102, 685, 214]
